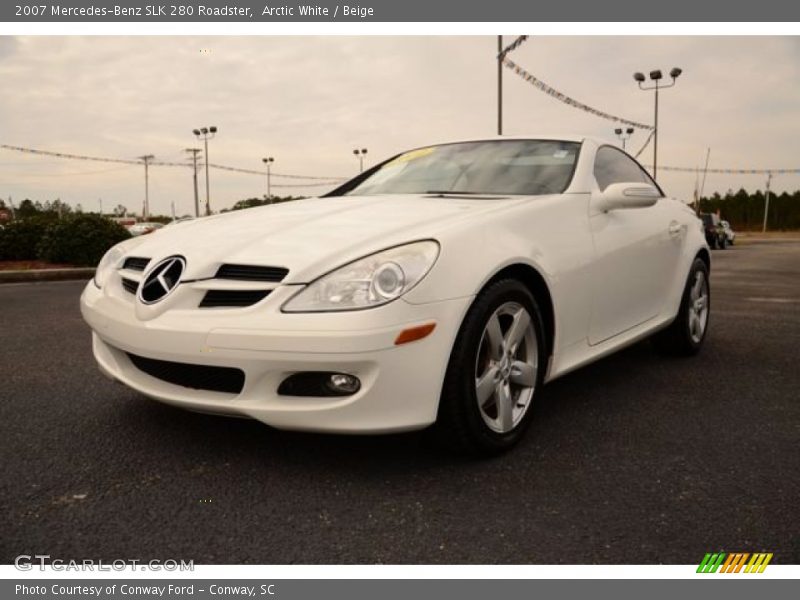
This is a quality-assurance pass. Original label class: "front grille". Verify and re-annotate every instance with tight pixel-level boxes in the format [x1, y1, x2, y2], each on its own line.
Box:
[121, 278, 138, 294]
[123, 256, 150, 271]
[127, 353, 245, 394]
[215, 264, 288, 282]
[199, 289, 271, 308]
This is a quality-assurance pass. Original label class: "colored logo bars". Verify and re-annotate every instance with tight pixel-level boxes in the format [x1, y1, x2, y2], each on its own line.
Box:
[697, 552, 773, 574]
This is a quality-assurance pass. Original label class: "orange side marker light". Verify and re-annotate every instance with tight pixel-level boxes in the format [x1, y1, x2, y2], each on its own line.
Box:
[394, 322, 436, 346]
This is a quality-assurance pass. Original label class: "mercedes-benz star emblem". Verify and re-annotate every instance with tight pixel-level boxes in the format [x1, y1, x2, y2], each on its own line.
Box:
[138, 256, 186, 304]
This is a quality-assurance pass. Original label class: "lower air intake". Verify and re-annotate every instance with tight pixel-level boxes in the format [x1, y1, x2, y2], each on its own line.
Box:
[127, 353, 245, 394]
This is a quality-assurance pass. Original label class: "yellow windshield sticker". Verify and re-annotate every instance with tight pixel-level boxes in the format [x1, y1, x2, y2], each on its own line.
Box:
[385, 147, 435, 167]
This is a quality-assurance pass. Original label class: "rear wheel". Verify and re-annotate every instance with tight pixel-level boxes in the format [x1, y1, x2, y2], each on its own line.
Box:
[653, 258, 710, 356]
[432, 279, 546, 455]
[718, 235, 727, 249]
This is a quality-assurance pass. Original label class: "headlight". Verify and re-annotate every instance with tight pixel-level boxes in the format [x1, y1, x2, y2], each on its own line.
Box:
[282, 240, 440, 312]
[93, 244, 127, 289]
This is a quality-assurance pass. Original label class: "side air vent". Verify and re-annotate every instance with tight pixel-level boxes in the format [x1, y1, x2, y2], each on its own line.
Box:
[199, 289, 271, 308]
[127, 353, 245, 394]
[215, 264, 289, 282]
[121, 278, 139, 295]
[123, 257, 150, 271]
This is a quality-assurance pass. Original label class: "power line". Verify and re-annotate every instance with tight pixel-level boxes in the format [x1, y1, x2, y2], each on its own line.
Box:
[0, 143, 346, 181]
[5, 142, 796, 182]
[634, 130, 655, 158]
[0, 164, 136, 177]
[651, 166, 800, 175]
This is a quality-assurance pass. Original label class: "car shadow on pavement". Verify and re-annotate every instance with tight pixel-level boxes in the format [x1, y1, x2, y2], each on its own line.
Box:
[113, 337, 673, 472]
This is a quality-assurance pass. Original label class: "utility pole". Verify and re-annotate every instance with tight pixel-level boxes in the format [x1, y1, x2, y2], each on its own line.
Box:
[697, 147, 711, 214]
[762, 172, 773, 233]
[497, 35, 503, 136]
[138, 154, 154, 220]
[98, 198, 103, 216]
[185, 148, 202, 217]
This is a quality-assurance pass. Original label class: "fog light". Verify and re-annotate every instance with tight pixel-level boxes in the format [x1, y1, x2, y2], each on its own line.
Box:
[278, 372, 361, 397]
[328, 373, 360, 394]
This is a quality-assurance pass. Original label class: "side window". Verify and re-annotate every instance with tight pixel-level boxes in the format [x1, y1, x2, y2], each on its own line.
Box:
[593, 146, 656, 192]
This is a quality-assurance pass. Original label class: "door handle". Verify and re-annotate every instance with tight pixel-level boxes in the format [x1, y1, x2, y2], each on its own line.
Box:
[668, 222, 683, 236]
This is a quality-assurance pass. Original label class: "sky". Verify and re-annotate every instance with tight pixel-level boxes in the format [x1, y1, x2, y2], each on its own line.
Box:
[0, 35, 798, 217]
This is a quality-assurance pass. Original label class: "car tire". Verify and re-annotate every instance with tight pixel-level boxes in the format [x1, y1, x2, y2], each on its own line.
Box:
[431, 279, 547, 455]
[652, 258, 710, 356]
[718, 236, 727, 249]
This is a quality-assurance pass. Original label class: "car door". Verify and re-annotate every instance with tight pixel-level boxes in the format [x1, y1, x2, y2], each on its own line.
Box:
[588, 145, 682, 345]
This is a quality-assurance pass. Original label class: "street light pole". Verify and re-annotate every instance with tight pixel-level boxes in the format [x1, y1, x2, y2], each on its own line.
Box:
[353, 148, 368, 172]
[614, 127, 635, 151]
[497, 35, 503, 135]
[185, 148, 202, 217]
[633, 67, 682, 181]
[653, 80, 659, 175]
[138, 154, 154, 219]
[262, 157, 274, 202]
[193, 126, 217, 216]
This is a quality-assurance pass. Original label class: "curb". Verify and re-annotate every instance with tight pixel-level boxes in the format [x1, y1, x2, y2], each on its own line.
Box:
[0, 268, 95, 284]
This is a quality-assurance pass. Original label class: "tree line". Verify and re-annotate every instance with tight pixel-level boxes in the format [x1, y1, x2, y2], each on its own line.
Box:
[0, 195, 305, 221]
[698, 188, 800, 231]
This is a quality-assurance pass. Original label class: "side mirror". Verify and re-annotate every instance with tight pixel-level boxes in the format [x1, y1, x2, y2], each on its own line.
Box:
[597, 182, 661, 212]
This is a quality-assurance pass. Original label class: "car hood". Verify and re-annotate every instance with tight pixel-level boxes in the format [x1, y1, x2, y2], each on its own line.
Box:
[126, 194, 523, 282]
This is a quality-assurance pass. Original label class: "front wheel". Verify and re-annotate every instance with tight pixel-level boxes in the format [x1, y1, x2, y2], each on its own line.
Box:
[653, 258, 710, 356]
[718, 235, 727, 249]
[432, 279, 547, 455]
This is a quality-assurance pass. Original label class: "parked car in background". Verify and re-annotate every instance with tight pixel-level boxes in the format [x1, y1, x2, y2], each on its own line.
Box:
[700, 213, 726, 249]
[127, 222, 165, 237]
[166, 217, 195, 227]
[82, 136, 711, 455]
[721, 220, 736, 245]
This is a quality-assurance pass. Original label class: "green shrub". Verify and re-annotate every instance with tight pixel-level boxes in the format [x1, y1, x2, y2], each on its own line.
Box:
[0, 217, 52, 261]
[37, 214, 131, 267]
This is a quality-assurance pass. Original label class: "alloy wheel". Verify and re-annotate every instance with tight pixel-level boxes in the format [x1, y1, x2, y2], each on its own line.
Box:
[474, 301, 538, 434]
[688, 271, 709, 344]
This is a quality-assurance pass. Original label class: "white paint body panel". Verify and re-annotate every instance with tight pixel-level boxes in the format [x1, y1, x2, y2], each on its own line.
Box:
[80, 136, 708, 433]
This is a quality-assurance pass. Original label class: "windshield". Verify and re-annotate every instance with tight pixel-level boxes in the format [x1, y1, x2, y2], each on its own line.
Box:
[342, 140, 581, 197]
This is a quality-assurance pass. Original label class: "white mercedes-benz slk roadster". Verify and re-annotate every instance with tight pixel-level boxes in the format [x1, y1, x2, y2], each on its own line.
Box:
[81, 136, 710, 454]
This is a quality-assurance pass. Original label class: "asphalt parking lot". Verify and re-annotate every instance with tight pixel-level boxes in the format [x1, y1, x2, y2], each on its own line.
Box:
[2, 239, 799, 565]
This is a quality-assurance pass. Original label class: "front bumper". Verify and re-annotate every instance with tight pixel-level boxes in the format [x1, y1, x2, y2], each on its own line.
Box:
[80, 281, 472, 433]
